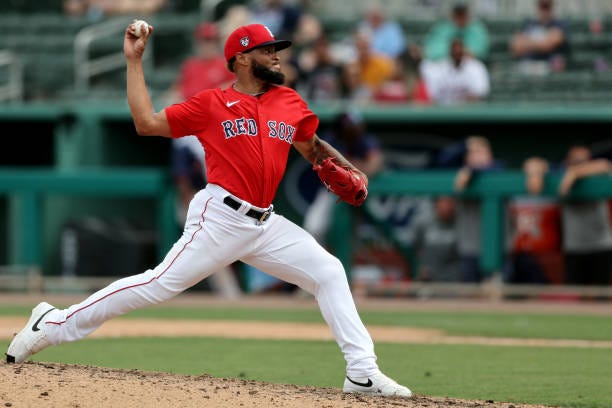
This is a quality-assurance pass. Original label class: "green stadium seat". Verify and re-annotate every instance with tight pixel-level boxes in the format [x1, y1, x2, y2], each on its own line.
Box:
[1, 9, 611, 104]
[317, 16, 358, 42]
[147, 67, 178, 91]
[0, 0, 62, 13]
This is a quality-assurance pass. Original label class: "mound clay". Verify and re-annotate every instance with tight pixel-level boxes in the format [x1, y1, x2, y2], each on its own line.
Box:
[0, 362, 550, 408]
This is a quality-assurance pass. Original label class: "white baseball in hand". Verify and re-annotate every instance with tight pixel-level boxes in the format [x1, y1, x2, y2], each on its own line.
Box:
[132, 20, 150, 38]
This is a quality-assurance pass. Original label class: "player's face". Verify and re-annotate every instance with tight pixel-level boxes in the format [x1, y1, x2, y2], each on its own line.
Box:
[249, 46, 285, 85]
[250, 46, 281, 72]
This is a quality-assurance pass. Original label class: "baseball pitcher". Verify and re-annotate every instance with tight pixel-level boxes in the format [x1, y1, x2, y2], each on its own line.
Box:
[6, 21, 412, 398]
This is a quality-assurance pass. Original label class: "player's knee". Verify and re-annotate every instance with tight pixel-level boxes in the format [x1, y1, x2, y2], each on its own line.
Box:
[313, 256, 346, 287]
[139, 270, 184, 302]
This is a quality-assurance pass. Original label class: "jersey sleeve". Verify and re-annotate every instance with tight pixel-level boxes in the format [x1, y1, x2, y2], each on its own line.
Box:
[165, 90, 211, 138]
[293, 99, 319, 142]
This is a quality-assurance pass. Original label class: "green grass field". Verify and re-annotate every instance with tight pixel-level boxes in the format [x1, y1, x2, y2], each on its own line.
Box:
[3, 305, 611, 340]
[3, 304, 612, 408]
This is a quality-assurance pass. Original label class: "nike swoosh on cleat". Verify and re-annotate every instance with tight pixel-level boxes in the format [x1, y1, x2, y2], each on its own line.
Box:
[346, 377, 373, 387]
[226, 100, 240, 107]
[31, 308, 56, 332]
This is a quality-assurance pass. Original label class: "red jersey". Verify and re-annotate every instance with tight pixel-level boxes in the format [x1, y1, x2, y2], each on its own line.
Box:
[509, 200, 561, 253]
[165, 84, 319, 207]
[177, 57, 235, 99]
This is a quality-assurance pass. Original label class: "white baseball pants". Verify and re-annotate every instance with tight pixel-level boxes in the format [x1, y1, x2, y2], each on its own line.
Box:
[43, 183, 379, 377]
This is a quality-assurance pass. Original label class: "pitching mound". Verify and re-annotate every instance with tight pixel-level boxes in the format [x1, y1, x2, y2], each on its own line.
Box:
[0, 362, 550, 408]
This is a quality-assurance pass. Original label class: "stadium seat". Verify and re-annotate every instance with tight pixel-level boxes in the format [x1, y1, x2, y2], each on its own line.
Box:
[1, 8, 612, 104]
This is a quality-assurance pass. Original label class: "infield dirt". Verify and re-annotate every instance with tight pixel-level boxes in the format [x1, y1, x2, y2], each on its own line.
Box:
[1, 362, 551, 408]
[2, 293, 608, 407]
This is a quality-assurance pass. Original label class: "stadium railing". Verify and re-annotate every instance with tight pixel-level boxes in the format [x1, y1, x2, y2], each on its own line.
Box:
[0, 168, 176, 267]
[3, 168, 612, 296]
[2, 103, 612, 296]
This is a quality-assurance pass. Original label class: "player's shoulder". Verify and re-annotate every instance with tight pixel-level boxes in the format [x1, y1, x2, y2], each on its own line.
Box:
[268, 85, 306, 102]
[191, 87, 225, 101]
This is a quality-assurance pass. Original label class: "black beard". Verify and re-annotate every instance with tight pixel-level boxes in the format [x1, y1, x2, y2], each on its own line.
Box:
[252, 59, 285, 85]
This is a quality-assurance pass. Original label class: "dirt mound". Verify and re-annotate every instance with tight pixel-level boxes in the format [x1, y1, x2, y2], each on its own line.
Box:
[0, 362, 549, 408]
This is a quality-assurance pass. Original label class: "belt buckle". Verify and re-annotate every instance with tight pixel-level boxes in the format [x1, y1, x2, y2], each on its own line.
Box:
[259, 210, 271, 222]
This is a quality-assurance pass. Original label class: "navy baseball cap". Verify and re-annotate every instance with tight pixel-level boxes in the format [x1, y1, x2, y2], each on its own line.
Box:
[224, 24, 292, 62]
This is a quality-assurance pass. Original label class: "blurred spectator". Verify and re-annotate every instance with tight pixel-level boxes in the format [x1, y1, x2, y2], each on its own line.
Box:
[295, 35, 349, 102]
[341, 62, 370, 105]
[558, 144, 612, 285]
[247, 0, 321, 48]
[171, 136, 207, 226]
[289, 13, 323, 50]
[524, 156, 550, 195]
[217, 3, 253, 40]
[420, 38, 490, 105]
[64, 0, 88, 16]
[506, 157, 561, 284]
[165, 22, 235, 104]
[373, 49, 431, 104]
[413, 196, 462, 282]
[524, 146, 612, 285]
[510, 0, 570, 75]
[423, 1, 490, 62]
[278, 46, 300, 89]
[303, 110, 384, 245]
[249, 0, 303, 40]
[214, 0, 321, 49]
[450, 136, 504, 282]
[358, 4, 407, 59]
[210, 0, 250, 22]
[64, 0, 168, 19]
[343, 30, 397, 103]
[217, 0, 320, 88]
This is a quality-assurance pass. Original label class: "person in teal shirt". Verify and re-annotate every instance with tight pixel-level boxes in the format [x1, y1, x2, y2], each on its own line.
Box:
[424, 2, 490, 62]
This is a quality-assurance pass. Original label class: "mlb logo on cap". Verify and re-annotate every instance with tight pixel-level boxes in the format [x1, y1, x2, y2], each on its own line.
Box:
[224, 23, 292, 62]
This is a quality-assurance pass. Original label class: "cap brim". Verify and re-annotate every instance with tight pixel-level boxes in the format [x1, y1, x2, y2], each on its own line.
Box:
[248, 39, 292, 53]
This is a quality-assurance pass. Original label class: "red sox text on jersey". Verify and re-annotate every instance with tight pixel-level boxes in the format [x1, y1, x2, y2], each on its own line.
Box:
[220, 118, 296, 144]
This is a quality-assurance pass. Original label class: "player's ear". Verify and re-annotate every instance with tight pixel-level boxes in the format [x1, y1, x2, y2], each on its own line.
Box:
[234, 52, 250, 70]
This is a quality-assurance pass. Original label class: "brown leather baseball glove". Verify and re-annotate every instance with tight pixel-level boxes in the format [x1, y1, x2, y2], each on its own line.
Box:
[313, 158, 368, 206]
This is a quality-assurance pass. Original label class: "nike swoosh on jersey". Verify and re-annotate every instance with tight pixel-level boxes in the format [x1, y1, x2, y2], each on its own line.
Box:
[226, 100, 240, 107]
[346, 377, 373, 387]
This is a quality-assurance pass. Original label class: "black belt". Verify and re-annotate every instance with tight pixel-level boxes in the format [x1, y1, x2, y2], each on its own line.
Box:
[223, 196, 272, 222]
